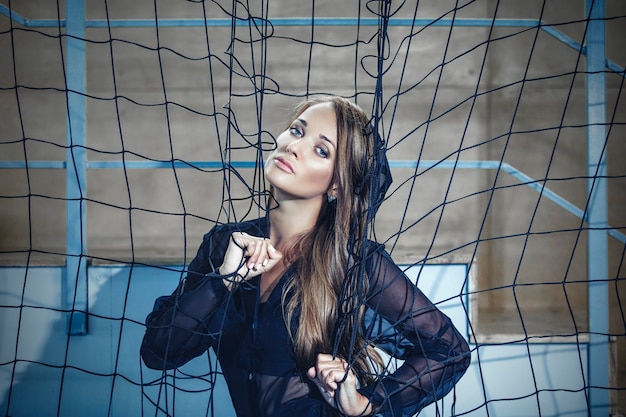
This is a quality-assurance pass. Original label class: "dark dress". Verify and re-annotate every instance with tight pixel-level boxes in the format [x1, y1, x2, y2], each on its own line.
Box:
[141, 217, 470, 417]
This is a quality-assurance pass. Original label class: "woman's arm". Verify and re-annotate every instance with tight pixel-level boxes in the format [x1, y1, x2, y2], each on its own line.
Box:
[140, 220, 282, 371]
[359, 248, 471, 416]
[140, 226, 240, 370]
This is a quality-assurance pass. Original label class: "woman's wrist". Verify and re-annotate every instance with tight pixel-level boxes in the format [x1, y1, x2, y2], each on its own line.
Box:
[350, 390, 377, 416]
[338, 391, 376, 417]
[358, 395, 376, 416]
[217, 266, 244, 290]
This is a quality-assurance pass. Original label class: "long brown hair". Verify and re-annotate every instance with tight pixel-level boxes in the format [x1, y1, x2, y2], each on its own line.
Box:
[277, 96, 384, 384]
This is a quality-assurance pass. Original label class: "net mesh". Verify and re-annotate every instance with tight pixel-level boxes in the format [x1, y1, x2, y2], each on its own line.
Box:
[0, 0, 625, 416]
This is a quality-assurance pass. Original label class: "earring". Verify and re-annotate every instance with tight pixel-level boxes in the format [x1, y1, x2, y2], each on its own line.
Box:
[327, 194, 336, 203]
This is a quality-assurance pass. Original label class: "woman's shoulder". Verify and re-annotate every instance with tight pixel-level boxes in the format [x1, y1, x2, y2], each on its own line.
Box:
[361, 239, 398, 273]
[363, 239, 388, 258]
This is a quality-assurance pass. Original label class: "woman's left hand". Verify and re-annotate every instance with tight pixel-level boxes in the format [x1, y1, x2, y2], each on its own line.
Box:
[307, 353, 374, 416]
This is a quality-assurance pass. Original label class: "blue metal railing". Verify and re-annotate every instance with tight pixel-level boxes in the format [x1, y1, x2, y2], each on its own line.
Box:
[1, 3, 625, 76]
[3, 158, 623, 245]
[64, 0, 88, 336]
[585, 0, 610, 414]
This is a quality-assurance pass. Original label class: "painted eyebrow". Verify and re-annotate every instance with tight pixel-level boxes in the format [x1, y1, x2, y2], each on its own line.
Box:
[320, 134, 335, 149]
[296, 118, 336, 148]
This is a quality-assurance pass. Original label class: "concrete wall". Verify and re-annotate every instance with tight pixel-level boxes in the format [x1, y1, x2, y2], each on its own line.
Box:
[0, 0, 625, 413]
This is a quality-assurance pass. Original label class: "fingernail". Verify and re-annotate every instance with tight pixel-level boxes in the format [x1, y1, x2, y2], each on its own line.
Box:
[262, 259, 268, 267]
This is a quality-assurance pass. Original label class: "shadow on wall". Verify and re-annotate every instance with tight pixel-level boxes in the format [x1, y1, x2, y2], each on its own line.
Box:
[0, 265, 235, 417]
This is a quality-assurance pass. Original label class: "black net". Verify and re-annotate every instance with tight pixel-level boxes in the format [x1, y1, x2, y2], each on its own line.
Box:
[0, 0, 625, 416]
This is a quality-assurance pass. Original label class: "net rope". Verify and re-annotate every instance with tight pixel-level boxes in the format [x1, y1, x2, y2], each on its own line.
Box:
[0, 0, 625, 416]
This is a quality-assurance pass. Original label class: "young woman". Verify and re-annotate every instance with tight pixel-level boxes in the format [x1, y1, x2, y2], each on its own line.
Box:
[141, 96, 470, 417]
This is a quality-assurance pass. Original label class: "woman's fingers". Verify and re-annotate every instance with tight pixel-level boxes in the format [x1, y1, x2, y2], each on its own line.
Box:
[307, 354, 348, 396]
[308, 353, 373, 416]
[264, 244, 282, 270]
[222, 233, 282, 279]
[242, 235, 279, 271]
[246, 237, 271, 270]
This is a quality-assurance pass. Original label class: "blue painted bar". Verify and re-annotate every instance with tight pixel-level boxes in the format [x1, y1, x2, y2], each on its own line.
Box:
[0, 3, 63, 27]
[1, 157, 623, 244]
[1, 5, 624, 79]
[608, 229, 626, 245]
[0, 161, 66, 169]
[390, 160, 589, 228]
[606, 60, 626, 76]
[585, 0, 610, 414]
[65, 0, 88, 336]
[541, 25, 589, 55]
[0, 7, 535, 28]
[83, 17, 540, 28]
[85, 160, 258, 169]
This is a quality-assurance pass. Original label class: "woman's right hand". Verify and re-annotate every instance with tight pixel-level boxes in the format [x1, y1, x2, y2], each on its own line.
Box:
[219, 232, 283, 287]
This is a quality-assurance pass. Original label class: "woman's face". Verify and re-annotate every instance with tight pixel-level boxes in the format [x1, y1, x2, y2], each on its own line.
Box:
[265, 102, 337, 202]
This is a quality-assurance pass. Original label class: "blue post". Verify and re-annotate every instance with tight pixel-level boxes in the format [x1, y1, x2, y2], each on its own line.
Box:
[585, 0, 609, 414]
[65, 0, 88, 335]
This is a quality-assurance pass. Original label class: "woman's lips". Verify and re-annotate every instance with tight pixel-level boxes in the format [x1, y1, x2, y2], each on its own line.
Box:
[274, 156, 294, 173]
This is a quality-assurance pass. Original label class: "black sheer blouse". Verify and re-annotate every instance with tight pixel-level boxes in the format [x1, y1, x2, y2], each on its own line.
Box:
[141, 217, 470, 417]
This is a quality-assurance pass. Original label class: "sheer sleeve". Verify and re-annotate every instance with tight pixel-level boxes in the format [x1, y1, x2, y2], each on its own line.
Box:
[358, 247, 471, 416]
[140, 224, 248, 370]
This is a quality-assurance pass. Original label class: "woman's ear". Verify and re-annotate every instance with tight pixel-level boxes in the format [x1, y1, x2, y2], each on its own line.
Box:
[327, 185, 338, 203]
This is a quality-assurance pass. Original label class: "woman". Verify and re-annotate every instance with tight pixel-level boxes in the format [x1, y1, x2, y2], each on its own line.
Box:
[141, 96, 470, 416]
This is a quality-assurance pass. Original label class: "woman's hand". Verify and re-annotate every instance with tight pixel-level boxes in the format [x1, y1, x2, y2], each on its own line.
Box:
[307, 353, 374, 416]
[219, 232, 283, 287]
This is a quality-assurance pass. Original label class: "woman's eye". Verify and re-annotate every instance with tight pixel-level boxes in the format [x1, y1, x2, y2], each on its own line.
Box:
[290, 126, 303, 137]
[316, 146, 329, 158]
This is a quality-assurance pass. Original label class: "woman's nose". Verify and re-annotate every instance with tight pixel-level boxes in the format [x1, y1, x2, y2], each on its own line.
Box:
[285, 138, 301, 157]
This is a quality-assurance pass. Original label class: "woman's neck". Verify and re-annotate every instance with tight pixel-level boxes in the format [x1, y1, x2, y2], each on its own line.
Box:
[268, 196, 322, 249]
